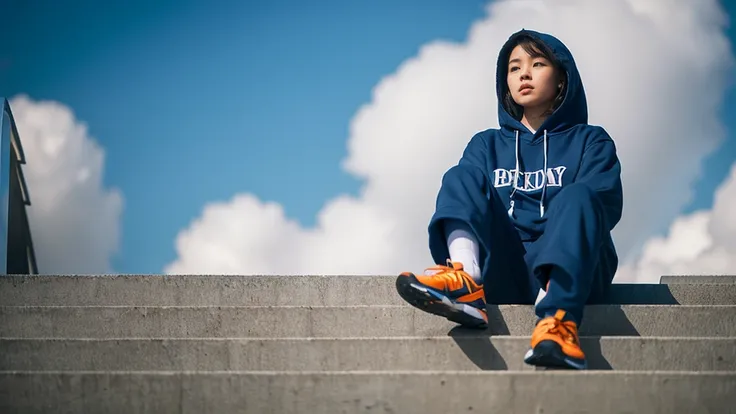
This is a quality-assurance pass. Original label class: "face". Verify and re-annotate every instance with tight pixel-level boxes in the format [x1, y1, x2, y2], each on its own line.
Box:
[506, 44, 561, 112]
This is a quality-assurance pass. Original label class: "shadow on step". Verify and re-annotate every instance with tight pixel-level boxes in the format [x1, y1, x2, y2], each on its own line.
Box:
[445, 305, 640, 370]
[579, 304, 641, 337]
[446, 332, 615, 370]
[590, 284, 680, 305]
[447, 334, 509, 370]
[450, 305, 642, 336]
[580, 337, 613, 370]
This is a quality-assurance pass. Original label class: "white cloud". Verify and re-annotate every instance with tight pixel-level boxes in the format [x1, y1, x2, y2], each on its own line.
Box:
[9, 94, 123, 274]
[616, 162, 736, 283]
[166, 0, 735, 280]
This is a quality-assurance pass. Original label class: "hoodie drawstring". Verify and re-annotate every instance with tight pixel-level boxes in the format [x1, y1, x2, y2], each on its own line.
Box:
[507, 130, 520, 218]
[507, 129, 548, 219]
[540, 129, 548, 217]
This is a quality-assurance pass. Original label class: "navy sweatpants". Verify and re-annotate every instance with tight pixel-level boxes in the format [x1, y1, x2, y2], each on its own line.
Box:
[427, 164, 618, 325]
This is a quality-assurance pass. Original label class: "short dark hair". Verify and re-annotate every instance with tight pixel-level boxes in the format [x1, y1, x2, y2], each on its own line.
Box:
[502, 34, 567, 120]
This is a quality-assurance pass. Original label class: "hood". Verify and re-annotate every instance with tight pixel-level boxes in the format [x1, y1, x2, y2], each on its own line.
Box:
[495, 29, 588, 138]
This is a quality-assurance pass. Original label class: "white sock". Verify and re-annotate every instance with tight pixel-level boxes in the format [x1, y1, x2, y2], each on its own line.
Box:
[446, 226, 482, 283]
[534, 288, 546, 305]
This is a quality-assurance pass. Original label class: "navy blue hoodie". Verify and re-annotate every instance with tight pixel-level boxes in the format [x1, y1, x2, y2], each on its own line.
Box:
[429, 29, 623, 258]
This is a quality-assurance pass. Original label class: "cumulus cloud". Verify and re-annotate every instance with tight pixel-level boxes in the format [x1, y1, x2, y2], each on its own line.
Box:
[9, 94, 123, 274]
[166, 0, 734, 280]
[616, 162, 736, 283]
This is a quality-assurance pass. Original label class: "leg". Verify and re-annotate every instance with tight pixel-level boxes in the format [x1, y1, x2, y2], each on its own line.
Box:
[394, 164, 537, 329]
[428, 164, 538, 305]
[523, 183, 618, 370]
[530, 183, 618, 324]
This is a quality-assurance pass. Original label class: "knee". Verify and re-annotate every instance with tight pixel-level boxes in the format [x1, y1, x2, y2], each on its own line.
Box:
[440, 164, 492, 199]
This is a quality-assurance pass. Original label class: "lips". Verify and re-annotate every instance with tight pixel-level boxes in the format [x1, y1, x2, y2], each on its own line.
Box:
[519, 84, 533, 92]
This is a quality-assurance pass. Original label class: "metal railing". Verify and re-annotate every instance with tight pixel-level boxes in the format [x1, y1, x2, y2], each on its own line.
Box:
[1, 98, 38, 275]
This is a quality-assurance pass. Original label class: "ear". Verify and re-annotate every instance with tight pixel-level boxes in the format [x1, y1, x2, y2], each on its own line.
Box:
[557, 72, 567, 89]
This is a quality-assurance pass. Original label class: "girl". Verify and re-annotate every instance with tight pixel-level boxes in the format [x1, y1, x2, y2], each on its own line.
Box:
[395, 29, 623, 370]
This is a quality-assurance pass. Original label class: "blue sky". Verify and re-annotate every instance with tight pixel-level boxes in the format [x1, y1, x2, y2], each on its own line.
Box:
[2, 0, 735, 275]
[2, 0, 489, 273]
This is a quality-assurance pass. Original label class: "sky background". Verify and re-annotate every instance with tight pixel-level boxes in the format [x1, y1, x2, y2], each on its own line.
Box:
[2, 0, 736, 281]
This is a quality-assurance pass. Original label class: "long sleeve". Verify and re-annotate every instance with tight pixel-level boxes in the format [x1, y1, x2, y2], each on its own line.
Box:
[575, 131, 623, 230]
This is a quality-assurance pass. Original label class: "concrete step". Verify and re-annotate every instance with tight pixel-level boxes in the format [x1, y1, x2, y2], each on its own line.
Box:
[660, 275, 736, 284]
[2, 336, 733, 372]
[1, 305, 734, 338]
[2, 275, 735, 306]
[1, 371, 734, 413]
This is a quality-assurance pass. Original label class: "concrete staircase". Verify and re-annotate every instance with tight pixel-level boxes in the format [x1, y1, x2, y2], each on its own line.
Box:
[0, 275, 735, 413]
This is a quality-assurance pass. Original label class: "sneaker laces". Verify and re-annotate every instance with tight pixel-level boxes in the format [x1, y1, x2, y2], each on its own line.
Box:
[421, 260, 477, 291]
[537, 312, 579, 345]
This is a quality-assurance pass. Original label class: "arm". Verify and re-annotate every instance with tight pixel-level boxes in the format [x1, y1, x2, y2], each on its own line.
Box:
[458, 131, 491, 174]
[576, 130, 624, 230]
[428, 131, 491, 263]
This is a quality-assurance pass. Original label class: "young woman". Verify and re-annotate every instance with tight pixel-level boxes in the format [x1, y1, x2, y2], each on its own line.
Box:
[395, 29, 623, 370]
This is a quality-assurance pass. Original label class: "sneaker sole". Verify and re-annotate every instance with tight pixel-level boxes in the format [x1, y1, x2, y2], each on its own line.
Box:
[523, 340, 587, 370]
[395, 274, 488, 329]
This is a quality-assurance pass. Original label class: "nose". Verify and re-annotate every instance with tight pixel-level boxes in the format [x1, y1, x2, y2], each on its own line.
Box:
[519, 67, 531, 80]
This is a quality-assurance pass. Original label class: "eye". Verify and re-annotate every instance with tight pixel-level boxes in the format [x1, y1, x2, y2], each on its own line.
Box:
[533, 61, 546, 67]
[509, 66, 519, 72]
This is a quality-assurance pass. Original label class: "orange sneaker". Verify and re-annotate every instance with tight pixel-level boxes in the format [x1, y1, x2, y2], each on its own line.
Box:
[523, 309, 587, 369]
[395, 260, 487, 329]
